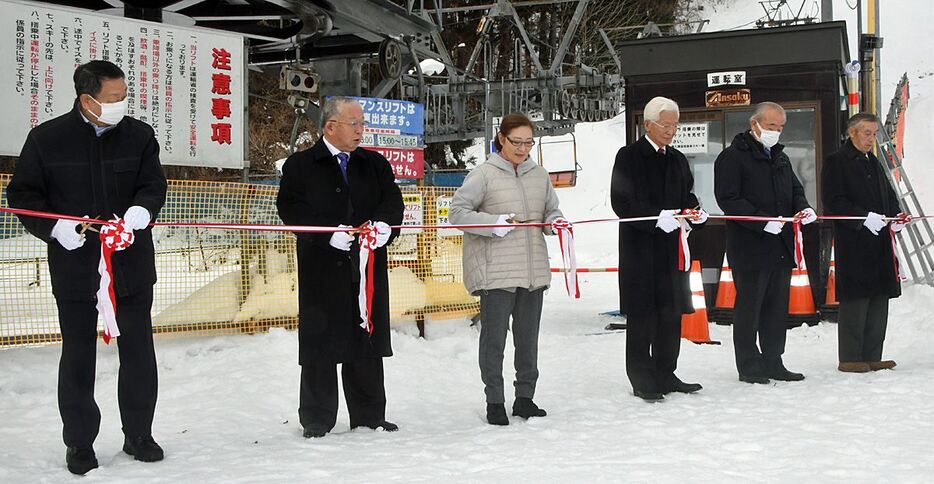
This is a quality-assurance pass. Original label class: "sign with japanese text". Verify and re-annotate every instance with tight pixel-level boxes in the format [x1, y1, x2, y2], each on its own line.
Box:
[401, 193, 423, 235]
[360, 132, 422, 149]
[435, 196, 460, 237]
[369, 146, 425, 179]
[0, 0, 246, 169]
[705, 88, 751, 107]
[351, 96, 424, 135]
[671, 122, 708, 154]
[707, 71, 746, 87]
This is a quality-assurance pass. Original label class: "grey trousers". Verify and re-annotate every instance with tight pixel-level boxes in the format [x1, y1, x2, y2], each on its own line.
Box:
[478, 287, 545, 404]
[838, 295, 890, 363]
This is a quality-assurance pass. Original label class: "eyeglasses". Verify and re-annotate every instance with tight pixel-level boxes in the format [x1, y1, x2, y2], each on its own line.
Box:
[506, 137, 536, 148]
[650, 120, 680, 132]
[330, 119, 368, 129]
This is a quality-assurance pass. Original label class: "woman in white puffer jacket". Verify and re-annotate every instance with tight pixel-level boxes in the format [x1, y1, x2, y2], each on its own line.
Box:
[449, 112, 565, 426]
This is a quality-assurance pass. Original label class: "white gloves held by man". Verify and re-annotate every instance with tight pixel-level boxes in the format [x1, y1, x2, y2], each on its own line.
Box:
[864, 212, 887, 235]
[493, 214, 516, 238]
[50, 219, 86, 251]
[684, 208, 709, 225]
[891, 212, 912, 233]
[656, 209, 680, 233]
[123, 205, 151, 231]
[763, 221, 784, 235]
[795, 208, 817, 225]
[374, 221, 391, 248]
[329, 225, 354, 251]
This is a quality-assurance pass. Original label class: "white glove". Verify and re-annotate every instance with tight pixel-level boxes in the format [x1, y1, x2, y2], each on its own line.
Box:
[374, 221, 391, 248]
[123, 205, 151, 231]
[764, 221, 784, 235]
[864, 212, 886, 235]
[795, 208, 817, 225]
[686, 208, 708, 225]
[655, 209, 680, 233]
[551, 217, 572, 232]
[50, 219, 86, 251]
[891, 212, 911, 233]
[329, 225, 354, 251]
[493, 214, 515, 238]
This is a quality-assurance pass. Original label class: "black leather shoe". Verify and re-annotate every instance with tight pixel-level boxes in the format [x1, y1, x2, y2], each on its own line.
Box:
[633, 390, 664, 402]
[66, 447, 98, 475]
[123, 435, 164, 462]
[303, 426, 329, 438]
[662, 377, 703, 394]
[767, 368, 805, 381]
[487, 403, 509, 425]
[512, 397, 547, 418]
[739, 374, 770, 384]
[352, 420, 399, 432]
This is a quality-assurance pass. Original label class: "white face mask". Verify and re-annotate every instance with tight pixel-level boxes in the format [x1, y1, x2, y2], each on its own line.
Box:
[89, 96, 128, 125]
[755, 121, 781, 149]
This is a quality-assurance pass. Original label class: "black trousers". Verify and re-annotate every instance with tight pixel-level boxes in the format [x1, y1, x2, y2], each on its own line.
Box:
[838, 295, 890, 363]
[625, 308, 682, 393]
[56, 287, 158, 448]
[731, 267, 792, 376]
[299, 358, 386, 431]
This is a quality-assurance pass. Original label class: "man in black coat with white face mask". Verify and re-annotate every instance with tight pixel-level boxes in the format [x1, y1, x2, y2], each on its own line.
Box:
[7, 60, 167, 475]
[714, 101, 817, 385]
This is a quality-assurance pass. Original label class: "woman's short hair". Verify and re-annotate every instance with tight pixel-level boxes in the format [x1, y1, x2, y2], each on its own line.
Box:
[494, 112, 535, 151]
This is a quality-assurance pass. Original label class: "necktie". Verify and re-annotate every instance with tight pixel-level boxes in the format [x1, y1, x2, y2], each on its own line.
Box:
[657, 147, 665, 156]
[337, 152, 349, 183]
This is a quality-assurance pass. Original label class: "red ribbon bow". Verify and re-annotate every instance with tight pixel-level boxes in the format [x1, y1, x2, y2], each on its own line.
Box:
[96, 218, 136, 344]
[356, 222, 378, 336]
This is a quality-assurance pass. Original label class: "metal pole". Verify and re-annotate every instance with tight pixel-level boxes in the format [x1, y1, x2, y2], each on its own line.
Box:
[821, 0, 833, 22]
[870, 0, 881, 117]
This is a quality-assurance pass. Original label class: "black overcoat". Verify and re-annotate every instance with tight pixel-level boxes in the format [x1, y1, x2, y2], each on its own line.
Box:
[276, 138, 404, 364]
[714, 131, 811, 271]
[611, 137, 703, 316]
[7, 105, 167, 300]
[821, 139, 902, 300]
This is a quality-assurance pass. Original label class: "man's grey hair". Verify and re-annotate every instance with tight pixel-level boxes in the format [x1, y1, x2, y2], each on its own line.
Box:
[750, 101, 786, 123]
[847, 112, 880, 131]
[644, 96, 680, 122]
[321, 96, 358, 126]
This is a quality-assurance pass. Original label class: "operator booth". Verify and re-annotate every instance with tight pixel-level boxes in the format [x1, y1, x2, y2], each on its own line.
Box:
[615, 22, 851, 320]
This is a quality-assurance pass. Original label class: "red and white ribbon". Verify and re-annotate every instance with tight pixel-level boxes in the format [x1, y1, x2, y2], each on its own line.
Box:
[95, 218, 135, 344]
[792, 222, 806, 270]
[553, 219, 579, 298]
[677, 218, 692, 272]
[890, 225, 908, 282]
[356, 222, 378, 335]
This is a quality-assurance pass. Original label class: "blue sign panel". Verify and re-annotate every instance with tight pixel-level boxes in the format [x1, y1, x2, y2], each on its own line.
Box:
[350, 96, 425, 135]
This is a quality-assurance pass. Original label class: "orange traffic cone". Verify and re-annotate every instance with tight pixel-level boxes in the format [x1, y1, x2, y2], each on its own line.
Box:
[710, 254, 735, 324]
[825, 244, 837, 306]
[820, 242, 839, 322]
[681, 261, 720, 345]
[787, 263, 820, 325]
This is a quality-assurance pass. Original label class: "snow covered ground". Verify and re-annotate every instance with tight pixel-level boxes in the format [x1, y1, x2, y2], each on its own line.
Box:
[4, 278, 934, 482]
[4, 1, 934, 482]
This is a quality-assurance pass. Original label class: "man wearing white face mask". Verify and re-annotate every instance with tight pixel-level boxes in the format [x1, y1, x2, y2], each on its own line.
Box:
[7, 60, 167, 475]
[714, 101, 816, 385]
